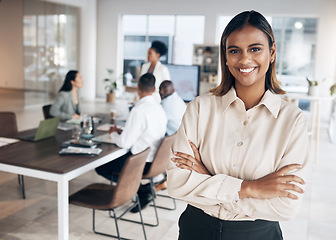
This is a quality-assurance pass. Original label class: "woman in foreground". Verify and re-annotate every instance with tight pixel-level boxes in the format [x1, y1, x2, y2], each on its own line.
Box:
[167, 10, 309, 240]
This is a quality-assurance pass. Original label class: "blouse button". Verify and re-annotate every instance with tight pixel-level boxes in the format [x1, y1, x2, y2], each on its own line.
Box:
[243, 120, 248, 125]
[233, 164, 238, 170]
[237, 141, 243, 147]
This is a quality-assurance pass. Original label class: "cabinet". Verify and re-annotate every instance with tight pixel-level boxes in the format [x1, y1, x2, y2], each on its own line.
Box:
[192, 44, 219, 85]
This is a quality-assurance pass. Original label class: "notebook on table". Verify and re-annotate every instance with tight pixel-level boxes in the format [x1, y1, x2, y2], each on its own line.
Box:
[19, 117, 61, 142]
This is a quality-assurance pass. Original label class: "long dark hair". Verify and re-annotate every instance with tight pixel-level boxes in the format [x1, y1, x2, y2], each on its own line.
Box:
[59, 70, 78, 92]
[210, 10, 285, 96]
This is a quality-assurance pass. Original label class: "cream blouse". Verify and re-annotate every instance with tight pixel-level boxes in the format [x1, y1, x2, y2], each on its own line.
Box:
[167, 87, 309, 221]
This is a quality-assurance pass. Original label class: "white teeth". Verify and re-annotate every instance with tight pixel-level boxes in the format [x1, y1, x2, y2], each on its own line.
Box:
[240, 68, 255, 73]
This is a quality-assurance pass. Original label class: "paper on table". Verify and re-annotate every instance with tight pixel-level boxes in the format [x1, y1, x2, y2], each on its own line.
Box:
[58, 122, 74, 131]
[96, 124, 113, 131]
[59, 146, 102, 155]
[66, 118, 81, 125]
[0, 137, 20, 147]
[92, 133, 115, 144]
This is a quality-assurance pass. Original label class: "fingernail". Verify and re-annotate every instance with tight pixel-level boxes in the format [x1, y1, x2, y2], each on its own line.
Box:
[174, 152, 177, 155]
[188, 140, 192, 143]
[175, 163, 180, 166]
[171, 157, 175, 161]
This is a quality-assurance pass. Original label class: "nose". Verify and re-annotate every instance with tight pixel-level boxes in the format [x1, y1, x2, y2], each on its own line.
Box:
[239, 51, 252, 65]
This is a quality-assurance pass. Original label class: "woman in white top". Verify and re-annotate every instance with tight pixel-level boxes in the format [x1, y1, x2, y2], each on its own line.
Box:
[140, 41, 170, 102]
[167, 10, 309, 240]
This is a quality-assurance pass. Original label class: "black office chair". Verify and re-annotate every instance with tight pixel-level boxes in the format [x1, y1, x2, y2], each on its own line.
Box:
[0, 112, 26, 199]
[42, 104, 53, 119]
[69, 148, 150, 240]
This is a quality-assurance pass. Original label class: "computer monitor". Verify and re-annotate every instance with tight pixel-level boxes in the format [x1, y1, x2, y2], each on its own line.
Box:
[164, 64, 200, 102]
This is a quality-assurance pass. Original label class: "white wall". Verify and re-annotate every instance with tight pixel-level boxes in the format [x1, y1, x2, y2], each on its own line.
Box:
[0, 0, 24, 89]
[96, 0, 336, 99]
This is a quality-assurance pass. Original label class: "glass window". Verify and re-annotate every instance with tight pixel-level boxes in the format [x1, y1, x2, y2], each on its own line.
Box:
[273, 17, 318, 92]
[23, 0, 79, 94]
[122, 14, 205, 80]
[174, 16, 205, 65]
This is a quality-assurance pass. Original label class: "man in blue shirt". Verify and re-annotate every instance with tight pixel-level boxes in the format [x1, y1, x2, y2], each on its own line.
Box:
[159, 80, 186, 136]
[154, 81, 187, 192]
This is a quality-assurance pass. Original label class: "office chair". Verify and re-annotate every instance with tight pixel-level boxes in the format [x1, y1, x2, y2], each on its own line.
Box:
[69, 148, 150, 240]
[120, 134, 177, 227]
[0, 112, 26, 199]
[42, 104, 53, 119]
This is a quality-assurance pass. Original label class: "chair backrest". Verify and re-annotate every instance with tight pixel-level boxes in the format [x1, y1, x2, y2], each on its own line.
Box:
[111, 148, 150, 207]
[142, 134, 176, 179]
[0, 112, 18, 138]
[42, 104, 53, 119]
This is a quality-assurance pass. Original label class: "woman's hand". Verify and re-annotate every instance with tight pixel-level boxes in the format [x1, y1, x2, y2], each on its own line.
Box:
[171, 140, 212, 175]
[72, 113, 80, 119]
[239, 164, 305, 200]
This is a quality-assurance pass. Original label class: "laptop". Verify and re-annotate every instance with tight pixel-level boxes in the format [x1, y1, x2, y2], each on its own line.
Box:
[19, 117, 61, 142]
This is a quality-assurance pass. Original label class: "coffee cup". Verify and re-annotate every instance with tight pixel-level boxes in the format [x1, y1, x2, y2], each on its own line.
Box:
[110, 109, 117, 119]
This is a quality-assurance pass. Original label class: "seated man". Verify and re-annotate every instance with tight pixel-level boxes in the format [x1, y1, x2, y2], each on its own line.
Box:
[159, 80, 186, 136]
[154, 80, 187, 191]
[95, 73, 167, 209]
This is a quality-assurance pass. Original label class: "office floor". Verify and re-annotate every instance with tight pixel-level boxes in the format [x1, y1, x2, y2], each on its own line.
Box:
[0, 89, 336, 240]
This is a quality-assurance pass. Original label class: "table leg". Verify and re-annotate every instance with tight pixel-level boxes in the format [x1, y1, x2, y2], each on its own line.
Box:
[58, 178, 69, 240]
[315, 101, 321, 163]
[310, 101, 316, 151]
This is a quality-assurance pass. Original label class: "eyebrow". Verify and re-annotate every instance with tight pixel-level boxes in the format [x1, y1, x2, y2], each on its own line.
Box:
[227, 43, 265, 49]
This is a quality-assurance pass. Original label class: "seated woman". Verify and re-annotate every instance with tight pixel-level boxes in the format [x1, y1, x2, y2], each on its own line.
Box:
[50, 70, 83, 121]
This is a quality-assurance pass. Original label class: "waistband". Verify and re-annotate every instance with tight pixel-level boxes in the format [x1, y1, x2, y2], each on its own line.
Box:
[186, 204, 279, 232]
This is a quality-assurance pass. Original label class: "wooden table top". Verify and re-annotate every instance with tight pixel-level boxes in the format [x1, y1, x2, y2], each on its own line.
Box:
[0, 117, 123, 174]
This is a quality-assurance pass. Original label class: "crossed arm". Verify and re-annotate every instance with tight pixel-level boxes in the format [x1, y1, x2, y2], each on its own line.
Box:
[172, 140, 305, 201]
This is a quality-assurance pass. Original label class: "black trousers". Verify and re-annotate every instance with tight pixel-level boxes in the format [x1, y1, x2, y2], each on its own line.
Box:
[95, 151, 151, 182]
[178, 205, 283, 240]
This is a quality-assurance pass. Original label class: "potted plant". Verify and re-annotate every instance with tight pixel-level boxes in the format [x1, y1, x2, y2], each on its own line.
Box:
[331, 83, 336, 96]
[306, 77, 319, 96]
[104, 68, 117, 103]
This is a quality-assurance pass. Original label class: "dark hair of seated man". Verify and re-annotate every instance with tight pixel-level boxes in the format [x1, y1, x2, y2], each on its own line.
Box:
[138, 73, 156, 93]
[159, 80, 175, 99]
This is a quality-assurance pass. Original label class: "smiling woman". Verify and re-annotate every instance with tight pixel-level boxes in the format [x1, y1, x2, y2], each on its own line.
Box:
[167, 10, 309, 240]
[225, 24, 277, 109]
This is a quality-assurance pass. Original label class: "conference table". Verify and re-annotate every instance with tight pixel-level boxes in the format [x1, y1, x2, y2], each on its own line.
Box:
[0, 118, 127, 240]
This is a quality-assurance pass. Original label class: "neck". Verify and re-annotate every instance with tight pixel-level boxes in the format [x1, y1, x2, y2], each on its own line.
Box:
[138, 92, 152, 99]
[150, 60, 158, 66]
[235, 85, 265, 110]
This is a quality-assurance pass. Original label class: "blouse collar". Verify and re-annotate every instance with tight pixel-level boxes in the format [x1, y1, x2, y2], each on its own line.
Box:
[221, 87, 281, 118]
